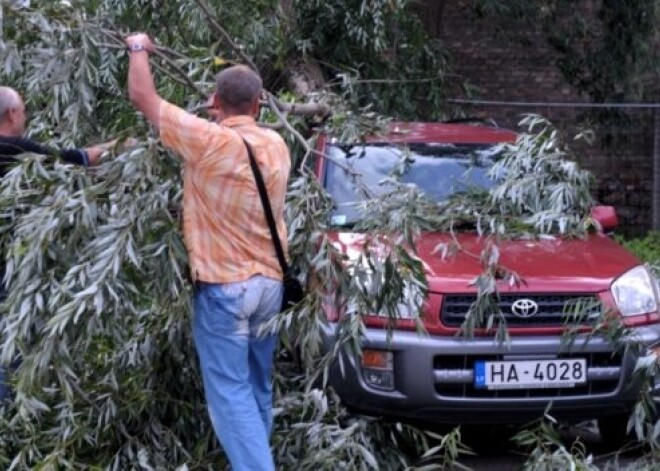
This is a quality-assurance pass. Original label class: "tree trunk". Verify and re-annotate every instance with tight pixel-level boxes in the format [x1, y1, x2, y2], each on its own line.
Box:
[276, 0, 327, 96]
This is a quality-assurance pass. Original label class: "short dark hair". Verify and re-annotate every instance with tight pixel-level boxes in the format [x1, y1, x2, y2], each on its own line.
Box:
[215, 65, 263, 115]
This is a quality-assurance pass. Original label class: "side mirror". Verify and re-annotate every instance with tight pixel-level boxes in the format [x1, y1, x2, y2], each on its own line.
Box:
[591, 205, 618, 232]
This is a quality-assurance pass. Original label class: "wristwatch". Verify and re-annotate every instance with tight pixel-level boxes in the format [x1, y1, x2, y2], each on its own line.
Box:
[127, 43, 146, 53]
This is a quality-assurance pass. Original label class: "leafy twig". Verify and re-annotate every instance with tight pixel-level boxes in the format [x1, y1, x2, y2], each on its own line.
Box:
[191, 0, 257, 70]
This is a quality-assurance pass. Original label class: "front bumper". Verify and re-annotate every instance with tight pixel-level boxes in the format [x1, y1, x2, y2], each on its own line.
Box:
[322, 323, 660, 425]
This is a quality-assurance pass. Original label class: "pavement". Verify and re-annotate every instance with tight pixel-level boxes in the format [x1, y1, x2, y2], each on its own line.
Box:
[447, 421, 653, 471]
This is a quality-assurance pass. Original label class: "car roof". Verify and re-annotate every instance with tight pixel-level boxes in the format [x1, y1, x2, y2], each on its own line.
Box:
[365, 122, 517, 145]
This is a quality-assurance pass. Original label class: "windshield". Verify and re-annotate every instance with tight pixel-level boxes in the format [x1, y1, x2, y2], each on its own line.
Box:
[324, 143, 501, 226]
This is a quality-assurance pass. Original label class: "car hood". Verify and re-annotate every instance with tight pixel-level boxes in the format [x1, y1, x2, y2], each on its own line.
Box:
[330, 231, 641, 293]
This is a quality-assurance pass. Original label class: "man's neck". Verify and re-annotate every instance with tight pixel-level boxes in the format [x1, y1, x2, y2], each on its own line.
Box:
[219, 114, 255, 124]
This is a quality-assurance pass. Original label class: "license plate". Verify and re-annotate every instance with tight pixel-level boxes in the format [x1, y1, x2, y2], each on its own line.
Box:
[474, 359, 587, 390]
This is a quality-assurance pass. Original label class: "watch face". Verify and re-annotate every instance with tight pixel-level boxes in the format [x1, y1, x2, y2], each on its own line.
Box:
[130, 44, 144, 52]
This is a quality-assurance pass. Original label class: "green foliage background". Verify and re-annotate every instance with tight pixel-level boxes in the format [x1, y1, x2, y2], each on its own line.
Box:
[0, 1, 658, 470]
[619, 232, 660, 265]
[0, 1, 454, 469]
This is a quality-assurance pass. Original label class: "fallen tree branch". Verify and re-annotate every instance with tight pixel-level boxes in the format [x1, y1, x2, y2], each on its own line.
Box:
[94, 27, 206, 97]
[189, 0, 331, 121]
[191, 0, 257, 70]
[266, 93, 311, 157]
[92, 22, 337, 173]
[151, 49, 205, 96]
[269, 95, 331, 118]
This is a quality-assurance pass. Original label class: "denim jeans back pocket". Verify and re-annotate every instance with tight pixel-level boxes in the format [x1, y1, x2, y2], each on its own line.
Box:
[196, 282, 249, 335]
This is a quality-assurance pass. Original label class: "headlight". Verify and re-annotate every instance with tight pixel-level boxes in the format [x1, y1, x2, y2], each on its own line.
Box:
[612, 266, 660, 316]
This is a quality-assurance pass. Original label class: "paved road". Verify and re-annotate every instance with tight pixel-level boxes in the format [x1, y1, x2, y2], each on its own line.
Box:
[447, 422, 649, 470]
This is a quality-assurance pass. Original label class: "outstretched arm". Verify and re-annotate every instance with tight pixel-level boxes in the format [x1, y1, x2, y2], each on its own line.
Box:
[11, 138, 104, 167]
[126, 33, 162, 128]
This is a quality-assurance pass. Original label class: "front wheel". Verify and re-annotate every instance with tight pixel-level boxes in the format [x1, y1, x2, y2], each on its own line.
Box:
[597, 413, 634, 448]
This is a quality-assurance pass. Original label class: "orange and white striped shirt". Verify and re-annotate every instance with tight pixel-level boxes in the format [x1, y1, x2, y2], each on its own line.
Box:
[159, 101, 291, 283]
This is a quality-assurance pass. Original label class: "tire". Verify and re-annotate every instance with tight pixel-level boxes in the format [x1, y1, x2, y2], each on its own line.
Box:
[597, 413, 633, 448]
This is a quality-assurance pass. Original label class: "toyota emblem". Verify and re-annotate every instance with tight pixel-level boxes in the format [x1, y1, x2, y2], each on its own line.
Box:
[511, 298, 539, 318]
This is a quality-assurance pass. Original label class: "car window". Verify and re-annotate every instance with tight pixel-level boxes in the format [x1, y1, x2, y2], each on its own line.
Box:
[324, 143, 501, 226]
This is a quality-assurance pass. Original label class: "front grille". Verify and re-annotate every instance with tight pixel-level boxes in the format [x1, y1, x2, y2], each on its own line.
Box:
[440, 294, 602, 327]
[433, 352, 623, 399]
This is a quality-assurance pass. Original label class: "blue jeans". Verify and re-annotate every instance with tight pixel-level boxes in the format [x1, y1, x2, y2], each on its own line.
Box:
[193, 275, 282, 471]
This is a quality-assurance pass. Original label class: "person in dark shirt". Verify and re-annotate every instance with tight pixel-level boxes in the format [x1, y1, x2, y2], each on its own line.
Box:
[0, 86, 118, 402]
[0, 86, 117, 172]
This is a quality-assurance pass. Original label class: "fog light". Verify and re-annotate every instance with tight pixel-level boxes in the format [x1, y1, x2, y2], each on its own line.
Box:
[363, 370, 395, 390]
[361, 349, 394, 390]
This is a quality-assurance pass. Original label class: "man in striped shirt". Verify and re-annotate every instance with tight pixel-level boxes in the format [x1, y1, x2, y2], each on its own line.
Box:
[125, 33, 290, 471]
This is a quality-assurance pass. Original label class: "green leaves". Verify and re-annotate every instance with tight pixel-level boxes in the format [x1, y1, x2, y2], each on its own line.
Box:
[0, 145, 209, 469]
[512, 411, 600, 471]
[272, 386, 469, 470]
[292, 0, 447, 120]
[488, 115, 595, 236]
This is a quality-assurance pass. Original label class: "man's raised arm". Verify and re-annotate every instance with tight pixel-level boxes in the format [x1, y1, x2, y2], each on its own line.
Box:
[125, 33, 162, 128]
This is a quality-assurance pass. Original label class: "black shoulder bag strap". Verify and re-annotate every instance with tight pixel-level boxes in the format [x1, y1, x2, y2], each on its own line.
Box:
[242, 139, 289, 276]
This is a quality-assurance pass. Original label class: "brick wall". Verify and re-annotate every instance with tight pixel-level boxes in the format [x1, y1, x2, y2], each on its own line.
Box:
[417, 0, 654, 236]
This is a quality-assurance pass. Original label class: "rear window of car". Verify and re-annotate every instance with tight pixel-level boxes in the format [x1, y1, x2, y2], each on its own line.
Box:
[323, 142, 501, 226]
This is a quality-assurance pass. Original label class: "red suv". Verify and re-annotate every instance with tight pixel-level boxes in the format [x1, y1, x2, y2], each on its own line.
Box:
[317, 122, 660, 444]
